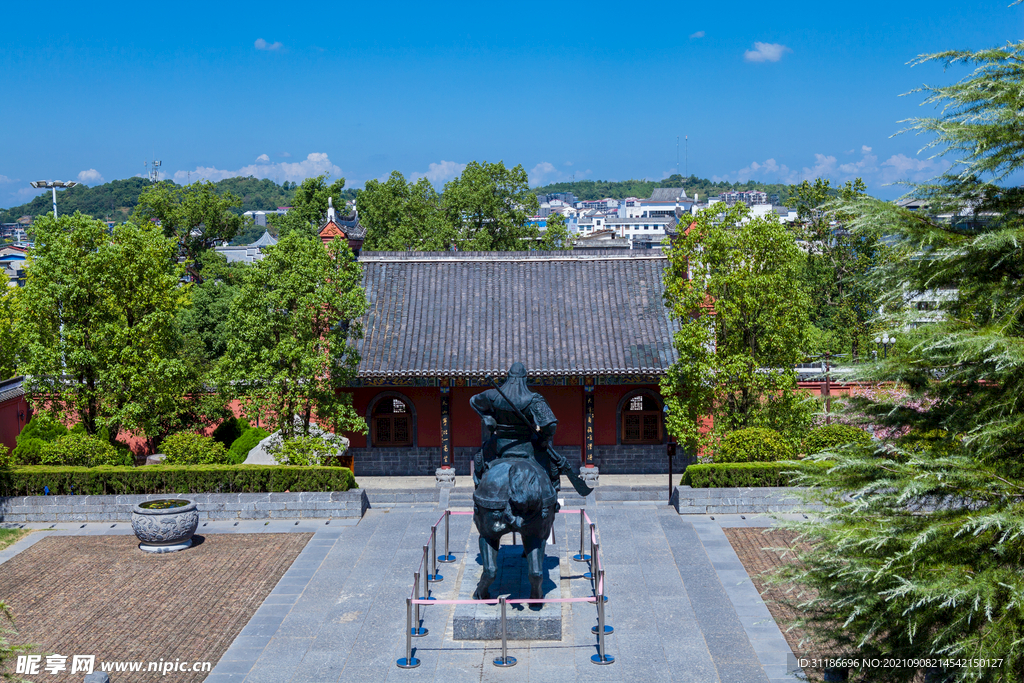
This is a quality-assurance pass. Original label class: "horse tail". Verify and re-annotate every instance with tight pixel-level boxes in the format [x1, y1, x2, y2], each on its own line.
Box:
[504, 461, 543, 529]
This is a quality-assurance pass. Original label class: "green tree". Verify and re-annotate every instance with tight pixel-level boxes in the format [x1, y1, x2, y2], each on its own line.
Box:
[359, 171, 457, 250]
[539, 212, 573, 250]
[219, 231, 368, 438]
[177, 250, 246, 367]
[442, 161, 540, 250]
[0, 289, 15, 379]
[780, 38, 1024, 682]
[16, 213, 198, 446]
[132, 181, 242, 281]
[789, 177, 881, 359]
[661, 203, 810, 454]
[269, 175, 346, 239]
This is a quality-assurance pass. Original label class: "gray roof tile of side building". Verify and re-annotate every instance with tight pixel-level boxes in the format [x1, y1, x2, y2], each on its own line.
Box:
[356, 251, 679, 377]
[249, 230, 278, 248]
[649, 188, 689, 202]
[0, 376, 25, 404]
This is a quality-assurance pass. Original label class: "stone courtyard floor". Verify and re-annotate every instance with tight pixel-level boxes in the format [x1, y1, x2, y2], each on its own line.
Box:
[0, 483, 806, 683]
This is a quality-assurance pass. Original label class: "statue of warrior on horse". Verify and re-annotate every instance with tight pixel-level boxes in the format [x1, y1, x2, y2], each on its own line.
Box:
[469, 363, 593, 603]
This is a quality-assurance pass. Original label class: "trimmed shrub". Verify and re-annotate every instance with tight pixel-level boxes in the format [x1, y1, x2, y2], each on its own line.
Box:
[11, 438, 47, 466]
[212, 417, 250, 448]
[229, 427, 270, 465]
[18, 412, 68, 444]
[0, 444, 11, 470]
[162, 432, 231, 466]
[0, 464, 357, 496]
[681, 462, 828, 488]
[804, 423, 872, 455]
[270, 435, 343, 466]
[39, 433, 133, 467]
[715, 428, 794, 463]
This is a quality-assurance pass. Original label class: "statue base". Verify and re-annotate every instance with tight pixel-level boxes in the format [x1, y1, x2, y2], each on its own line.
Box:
[453, 544, 563, 640]
[579, 465, 599, 488]
[435, 467, 456, 487]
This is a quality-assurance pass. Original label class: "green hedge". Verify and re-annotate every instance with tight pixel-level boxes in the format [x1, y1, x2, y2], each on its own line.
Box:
[681, 461, 828, 488]
[0, 465, 357, 496]
[716, 427, 795, 463]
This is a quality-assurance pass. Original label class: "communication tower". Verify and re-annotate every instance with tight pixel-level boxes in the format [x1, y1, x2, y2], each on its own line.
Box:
[145, 159, 162, 182]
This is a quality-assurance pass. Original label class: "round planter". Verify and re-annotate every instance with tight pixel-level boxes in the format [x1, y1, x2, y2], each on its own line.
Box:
[131, 499, 199, 553]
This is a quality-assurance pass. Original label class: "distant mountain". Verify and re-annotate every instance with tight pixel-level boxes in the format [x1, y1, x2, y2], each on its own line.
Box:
[532, 174, 794, 204]
[0, 176, 358, 224]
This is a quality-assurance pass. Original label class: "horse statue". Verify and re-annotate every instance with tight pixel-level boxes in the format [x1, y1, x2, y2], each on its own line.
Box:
[472, 456, 558, 602]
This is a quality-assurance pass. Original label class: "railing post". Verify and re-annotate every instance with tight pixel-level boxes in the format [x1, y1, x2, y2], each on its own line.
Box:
[573, 509, 590, 562]
[438, 509, 455, 563]
[397, 597, 420, 668]
[411, 573, 427, 637]
[492, 596, 517, 667]
[422, 546, 435, 600]
[592, 569, 613, 634]
[591, 570, 614, 665]
[428, 528, 443, 581]
[585, 543, 599, 580]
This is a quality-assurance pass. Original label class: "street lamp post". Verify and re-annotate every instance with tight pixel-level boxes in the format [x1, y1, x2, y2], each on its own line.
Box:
[874, 334, 894, 359]
[30, 180, 78, 219]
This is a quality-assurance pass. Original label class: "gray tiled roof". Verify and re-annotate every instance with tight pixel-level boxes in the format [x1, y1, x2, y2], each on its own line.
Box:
[0, 376, 25, 404]
[249, 230, 278, 248]
[649, 188, 689, 202]
[356, 251, 679, 377]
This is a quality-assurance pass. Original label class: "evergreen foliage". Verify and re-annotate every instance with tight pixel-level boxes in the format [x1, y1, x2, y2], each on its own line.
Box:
[229, 427, 270, 464]
[778, 35, 1024, 682]
[803, 423, 871, 454]
[39, 432, 132, 467]
[681, 461, 826, 487]
[715, 427, 795, 463]
[211, 417, 250, 448]
[269, 435, 342, 466]
[0, 464, 356, 496]
[161, 432, 231, 465]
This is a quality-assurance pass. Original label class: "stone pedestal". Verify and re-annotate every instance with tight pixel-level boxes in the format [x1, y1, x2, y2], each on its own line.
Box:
[435, 467, 456, 487]
[579, 465, 599, 488]
[453, 544, 562, 640]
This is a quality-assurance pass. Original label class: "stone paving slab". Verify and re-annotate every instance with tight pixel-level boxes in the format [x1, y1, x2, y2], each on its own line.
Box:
[0, 505, 807, 682]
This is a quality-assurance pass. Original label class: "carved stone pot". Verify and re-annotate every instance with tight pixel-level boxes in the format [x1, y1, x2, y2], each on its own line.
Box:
[131, 499, 199, 553]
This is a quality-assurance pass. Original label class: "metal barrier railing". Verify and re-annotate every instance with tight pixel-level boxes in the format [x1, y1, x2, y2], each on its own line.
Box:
[396, 508, 614, 669]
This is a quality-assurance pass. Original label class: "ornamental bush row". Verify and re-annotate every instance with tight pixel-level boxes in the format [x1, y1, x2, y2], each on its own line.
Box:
[0, 465, 357, 497]
[681, 461, 830, 488]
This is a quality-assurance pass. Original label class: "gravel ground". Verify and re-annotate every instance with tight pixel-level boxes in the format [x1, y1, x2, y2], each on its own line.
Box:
[0, 532, 311, 682]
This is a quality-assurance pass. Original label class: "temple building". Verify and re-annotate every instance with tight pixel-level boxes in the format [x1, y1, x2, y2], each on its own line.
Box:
[341, 249, 686, 476]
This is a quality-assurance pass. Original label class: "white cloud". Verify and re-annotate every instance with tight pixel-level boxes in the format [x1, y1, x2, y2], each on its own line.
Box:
[713, 147, 949, 190]
[410, 160, 467, 185]
[0, 175, 17, 184]
[279, 152, 291, 158]
[564, 161, 573, 167]
[743, 42, 791, 63]
[690, 30, 705, 39]
[254, 38, 283, 51]
[173, 152, 342, 184]
[256, 154, 270, 163]
[879, 154, 949, 184]
[529, 162, 560, 186]
[77, 169, 104, 184]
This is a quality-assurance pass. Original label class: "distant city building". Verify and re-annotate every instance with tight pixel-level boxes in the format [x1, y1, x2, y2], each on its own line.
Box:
[0, 245, 28, 288]
[717, 189, 769, 205]
[242, 208, 290, 227]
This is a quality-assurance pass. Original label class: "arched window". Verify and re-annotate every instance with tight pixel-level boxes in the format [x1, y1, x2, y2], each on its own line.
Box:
[622, 393, 662, 444]
[372, 397, 413, 447]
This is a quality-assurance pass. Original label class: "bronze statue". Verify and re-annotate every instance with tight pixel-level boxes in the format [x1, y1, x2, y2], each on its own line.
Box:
[469, 363, 593, 603]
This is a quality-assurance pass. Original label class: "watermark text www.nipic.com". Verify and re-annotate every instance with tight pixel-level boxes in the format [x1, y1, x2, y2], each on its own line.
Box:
[16, 654, 213, 676]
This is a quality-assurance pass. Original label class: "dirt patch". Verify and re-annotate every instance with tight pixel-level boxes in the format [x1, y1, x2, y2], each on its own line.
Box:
[0, 532, 311, 681]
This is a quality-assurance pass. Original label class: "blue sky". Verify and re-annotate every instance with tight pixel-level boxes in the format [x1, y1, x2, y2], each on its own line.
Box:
[1, 0, 1021, 208]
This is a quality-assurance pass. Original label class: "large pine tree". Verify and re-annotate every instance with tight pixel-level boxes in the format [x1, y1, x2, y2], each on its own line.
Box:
[781, 39, 1024, 682]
